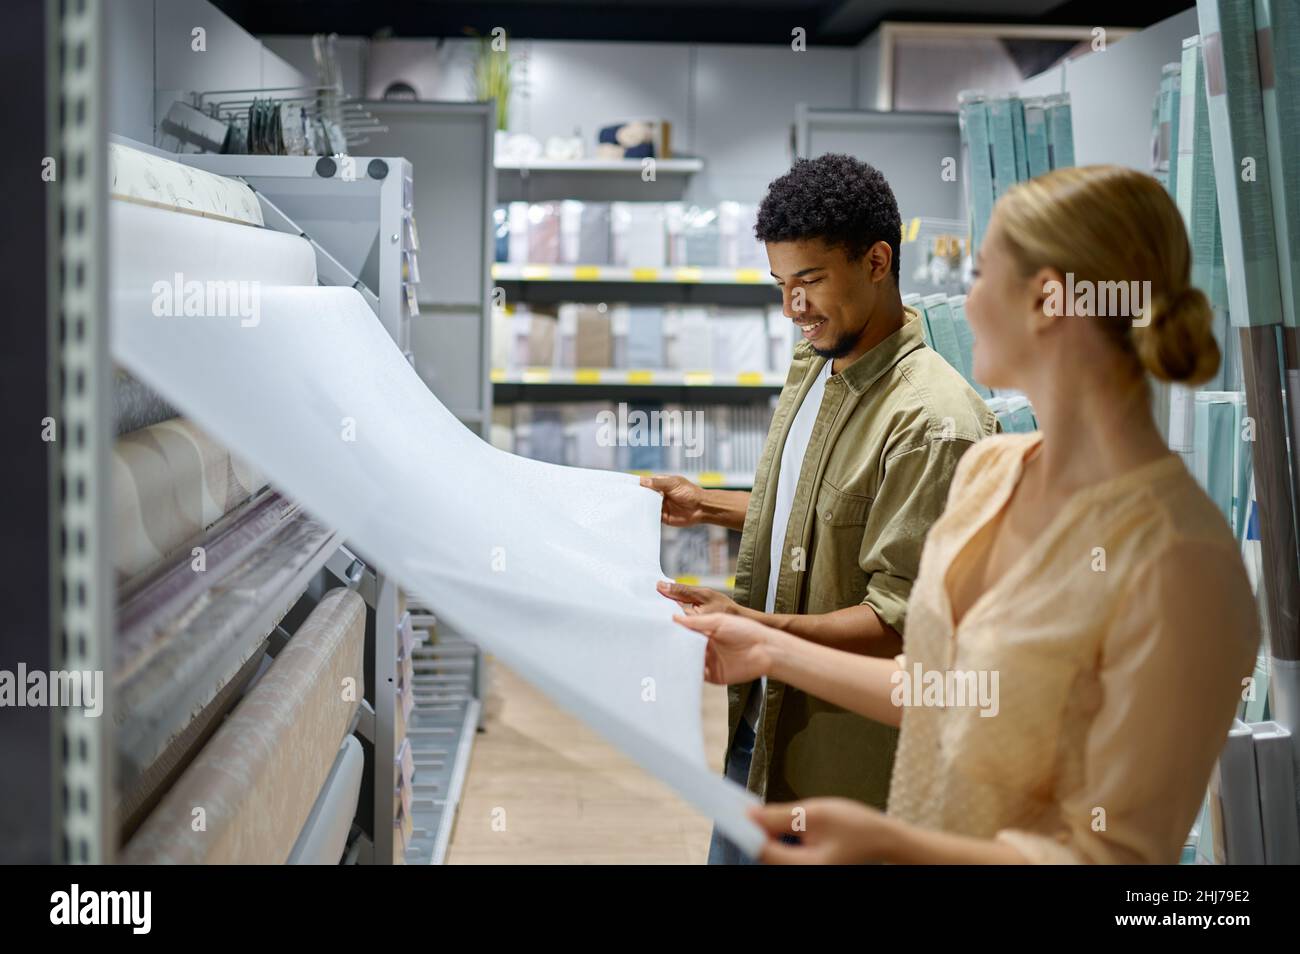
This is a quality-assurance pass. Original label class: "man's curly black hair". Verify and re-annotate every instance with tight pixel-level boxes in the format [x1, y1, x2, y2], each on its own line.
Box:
[755, 154, 901, 283]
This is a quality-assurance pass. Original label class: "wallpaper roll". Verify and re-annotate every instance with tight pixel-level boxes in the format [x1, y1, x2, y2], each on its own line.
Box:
[287, 733, 365, 865]
[109, 199, 765, 855]
[110, 142, 264, 227]
[122, 588, 365, 864]
[112, 195, 318, 291]
[114, 367, 178, 435]
[112, 417, 265, 580]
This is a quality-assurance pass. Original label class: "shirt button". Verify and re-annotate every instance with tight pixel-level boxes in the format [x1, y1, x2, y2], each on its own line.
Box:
[824, 512, 833, 522]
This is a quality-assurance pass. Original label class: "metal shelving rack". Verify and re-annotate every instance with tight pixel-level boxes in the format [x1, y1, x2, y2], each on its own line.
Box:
[493, 156, 779, 594]
[42, 8, 487, 862]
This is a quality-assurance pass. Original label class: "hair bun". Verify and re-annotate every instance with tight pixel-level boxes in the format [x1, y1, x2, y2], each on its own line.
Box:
[1135, 285, 1220, 385]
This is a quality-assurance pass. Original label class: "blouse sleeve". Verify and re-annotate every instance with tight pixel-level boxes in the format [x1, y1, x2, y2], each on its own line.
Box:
[994, 538, 1260, 864]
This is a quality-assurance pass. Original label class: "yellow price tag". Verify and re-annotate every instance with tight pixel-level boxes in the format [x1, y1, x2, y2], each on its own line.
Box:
[626, 369, 655, 384]
[632, 267, 661, 281]
[908, 217, 921, 242]
[522, 265, 552, 280]
[521, 367, 552, 383]
[734, 269, 764, 283]
[674, 576, 701, 586]
[573, 265, 601, 280]
[574, 368, 601, 384]
[684, 370, 714, 385]
[737, 371, 766, 386]
[697, 471, 725, 486]
[675, 267, 702, 282]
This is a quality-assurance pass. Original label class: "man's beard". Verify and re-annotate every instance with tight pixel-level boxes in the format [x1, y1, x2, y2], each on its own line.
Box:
[810, 325, 861, 360]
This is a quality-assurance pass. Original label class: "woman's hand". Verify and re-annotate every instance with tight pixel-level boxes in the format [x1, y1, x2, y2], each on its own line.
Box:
[748, 798, 900, 865]
[672, 612, 781, 685]
[656, 580, 743, 616]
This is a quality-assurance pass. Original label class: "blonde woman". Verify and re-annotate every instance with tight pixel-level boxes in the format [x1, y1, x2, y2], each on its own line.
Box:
[677, 165, 1259, 864]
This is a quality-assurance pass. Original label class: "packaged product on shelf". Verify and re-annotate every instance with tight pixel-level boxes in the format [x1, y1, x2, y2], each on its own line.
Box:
[958, 90, 995, 255]
[1192, 392, 1250, 536]
[1010, 96, 1028, 183]
[670, 307, 713, 370]
[988, 394, 1037, 433]
[527, 202, 562, 264]
[1022, 98, 1050, 178]
[767, 304, 796, 373]
[1256, 0, 1300, 330]
[507, 201, 530, 263]
[575, 305, 613, 368]
[610, 304, 630, 368]
[491, 303, 513, 371]
[659, 402, 688, 472]
[559, 200, 585, 265]
[666, 204, 721, 267]
[1045, 93, 1075, 169]
[565, 402, 618, 470]
[578, 202, 612, 265]
[513, 404, 566, 465]
[597, 119, 671, 160]
[493, 205, 509, 263]
[525, 305, 559, 366]
[718, 201, 765, 269]
[508, 306, 533, 369]
[1176, 36, 1228, 312]
[611, 202, 667, 268]
[664, 202, 686, 265]
[625, 402, 665, 472]
[920, 294, 963, 376]
[987, 96, 1018, 197]
[947, 294, 991, 397]
[660, 525, 711, 578]
[556, 303, 579, 367]
[625, 305, 665, 368]
[710, 309, 769, 373]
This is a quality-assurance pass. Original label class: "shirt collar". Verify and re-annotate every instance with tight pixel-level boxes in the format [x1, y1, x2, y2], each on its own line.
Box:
[802, 305, 927, 396]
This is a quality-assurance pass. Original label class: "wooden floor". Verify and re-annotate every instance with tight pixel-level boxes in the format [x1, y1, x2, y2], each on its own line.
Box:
[445, 659, 730, 864]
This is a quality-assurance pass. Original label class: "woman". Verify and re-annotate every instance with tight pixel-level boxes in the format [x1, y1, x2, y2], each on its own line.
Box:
[678, 165, 1259, 864]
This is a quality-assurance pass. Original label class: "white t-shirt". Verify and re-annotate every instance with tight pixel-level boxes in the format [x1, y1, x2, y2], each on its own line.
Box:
[742, 359, 833, 728]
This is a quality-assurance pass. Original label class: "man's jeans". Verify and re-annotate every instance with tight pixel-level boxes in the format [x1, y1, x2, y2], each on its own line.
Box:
[707, 717, 760, 865]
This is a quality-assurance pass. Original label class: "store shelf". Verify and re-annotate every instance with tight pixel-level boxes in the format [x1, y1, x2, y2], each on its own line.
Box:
[671, 575, 736, 591]
[402, 633, 481, 866]
[496, 157, 704, 174]
[628, 470, 753, 489]
[491, 367, 785, 387]
[492, 263, 774, 285]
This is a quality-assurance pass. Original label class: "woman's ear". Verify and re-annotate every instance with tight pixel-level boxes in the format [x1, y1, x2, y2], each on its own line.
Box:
[1029, 266, 1068, 333]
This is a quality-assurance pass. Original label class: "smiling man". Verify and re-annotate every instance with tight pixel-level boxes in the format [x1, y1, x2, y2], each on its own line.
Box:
[642, 153, 997, 863]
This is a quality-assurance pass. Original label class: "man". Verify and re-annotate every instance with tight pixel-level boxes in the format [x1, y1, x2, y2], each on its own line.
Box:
[642, 154, 997, 863]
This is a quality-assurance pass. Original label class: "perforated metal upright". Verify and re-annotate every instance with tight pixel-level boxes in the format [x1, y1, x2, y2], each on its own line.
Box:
[51, 0, 115, 864]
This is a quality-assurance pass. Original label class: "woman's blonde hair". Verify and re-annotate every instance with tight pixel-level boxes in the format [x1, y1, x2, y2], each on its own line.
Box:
[992, 164, 1220, 386]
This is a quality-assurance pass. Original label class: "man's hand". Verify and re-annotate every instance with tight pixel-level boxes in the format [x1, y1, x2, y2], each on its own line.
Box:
[656, 580, 742, 615]
[672, 611, 779, 685]
[748, 798, 900, 865]
[639, 475, 703, 526]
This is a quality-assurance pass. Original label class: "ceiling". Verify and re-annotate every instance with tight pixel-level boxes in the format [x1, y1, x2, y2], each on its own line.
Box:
[212, 0, 1194, 45]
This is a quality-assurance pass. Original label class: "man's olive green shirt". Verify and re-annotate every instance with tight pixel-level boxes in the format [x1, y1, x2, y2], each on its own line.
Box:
[731, 306, 998, 806]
